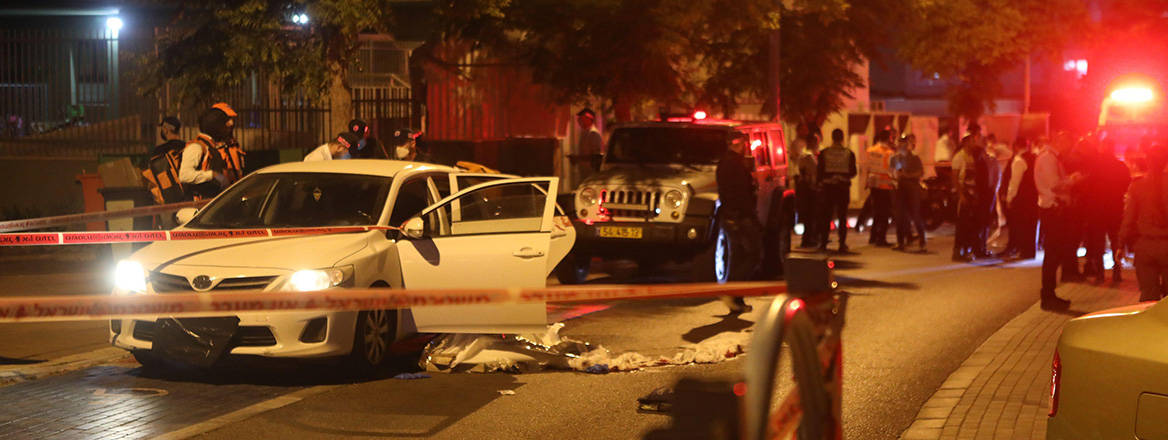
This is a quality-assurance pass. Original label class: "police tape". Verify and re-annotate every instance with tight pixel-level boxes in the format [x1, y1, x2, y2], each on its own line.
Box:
[0, 225, 399, 246]
[0, 200, 209, 233]
[0, 282, 788, 323]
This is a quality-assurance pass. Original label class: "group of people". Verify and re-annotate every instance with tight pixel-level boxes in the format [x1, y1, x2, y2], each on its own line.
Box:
[792, 127, 928, 255]
[145, 103, 423, 205]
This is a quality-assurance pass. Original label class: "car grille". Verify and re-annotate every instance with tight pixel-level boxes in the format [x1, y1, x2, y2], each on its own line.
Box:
[132, 320, 277, 347]
[150, 272, 277, 293]
[600, 189, 662, 219]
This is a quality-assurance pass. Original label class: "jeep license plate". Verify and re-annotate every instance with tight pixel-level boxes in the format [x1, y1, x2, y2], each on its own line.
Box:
[597, 226, 643, 239]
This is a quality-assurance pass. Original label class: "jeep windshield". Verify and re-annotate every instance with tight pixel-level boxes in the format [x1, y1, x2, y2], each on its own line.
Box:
[606, 126, 729, 165]
[187, 173, 392, 229]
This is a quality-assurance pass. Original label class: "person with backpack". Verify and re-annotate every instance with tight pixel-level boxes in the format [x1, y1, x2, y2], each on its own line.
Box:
[179, 103, 243, 200]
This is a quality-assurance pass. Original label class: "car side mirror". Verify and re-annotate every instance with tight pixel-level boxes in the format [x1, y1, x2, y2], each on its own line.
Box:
[175, 207, 198, 225]
[401, 216, 425, 240]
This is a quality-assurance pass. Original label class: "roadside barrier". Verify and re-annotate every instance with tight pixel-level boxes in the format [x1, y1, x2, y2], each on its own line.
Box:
[0, 200, 208, 233]
[0, 281, 788, 323]
[0, 225, 398, 246]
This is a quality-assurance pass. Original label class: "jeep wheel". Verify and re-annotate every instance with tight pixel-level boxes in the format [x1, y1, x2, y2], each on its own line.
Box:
[555, 251, 591, 284]
[692, 223, 731, 283]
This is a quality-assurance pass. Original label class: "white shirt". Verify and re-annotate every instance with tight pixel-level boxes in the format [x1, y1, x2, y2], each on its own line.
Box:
[179, 139, 214, 185]
[1034, 147, 1068, 209]
[1006, 154, 1028, 204]
[303, 144, 334, 162]
[934, 135, 954, 162]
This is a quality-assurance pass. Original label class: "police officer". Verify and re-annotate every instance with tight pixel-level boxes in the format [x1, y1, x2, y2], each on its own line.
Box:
[1121, 144, 1168, 301]
[179, 103, 237, 199]
[717, 134, 762, 313]
[817, 129, 858, 253]
[793, 132, 820, 248]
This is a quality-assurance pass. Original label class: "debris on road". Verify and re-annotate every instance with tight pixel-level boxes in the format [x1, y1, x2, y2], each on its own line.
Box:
[420, 323, 751, 374]
[497, 389, 516, 396]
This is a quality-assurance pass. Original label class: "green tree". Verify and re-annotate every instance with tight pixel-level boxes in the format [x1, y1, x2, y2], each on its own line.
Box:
[897, 0, 1087, 120]
[136, 0, 393, 107]
[432, 0, 900, 126]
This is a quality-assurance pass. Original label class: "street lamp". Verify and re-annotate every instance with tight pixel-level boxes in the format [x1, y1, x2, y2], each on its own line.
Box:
[106, 16, 123, 32]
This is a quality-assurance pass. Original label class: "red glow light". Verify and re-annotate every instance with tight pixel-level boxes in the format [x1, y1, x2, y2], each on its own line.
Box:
[1110, 87, 1154, 104]
[733, 382, 747, 397]
[693, 110, 708, 120]
[750, 139, 762, 151]
[1049, 350, 1061, 417]
[827, 260, 835, 269]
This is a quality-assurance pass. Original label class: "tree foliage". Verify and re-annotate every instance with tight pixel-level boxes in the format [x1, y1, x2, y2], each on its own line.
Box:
[136, 0, 393, 107]
[897, 0, 1087, 119]
[432, 0, 899, 124]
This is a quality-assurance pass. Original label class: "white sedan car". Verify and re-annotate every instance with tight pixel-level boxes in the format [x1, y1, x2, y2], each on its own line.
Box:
[109, 160, 574, 369]
[1047, 299, 1168, 439]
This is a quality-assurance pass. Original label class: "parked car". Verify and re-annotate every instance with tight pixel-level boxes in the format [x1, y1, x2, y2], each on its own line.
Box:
[109, 160, 574, 370]
[561, 116, 794, 284]
[1046, 299, 1168, 439]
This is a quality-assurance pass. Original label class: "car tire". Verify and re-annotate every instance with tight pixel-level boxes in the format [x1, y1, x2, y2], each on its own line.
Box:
[555, 251, 592, 284]
[349, 308, 398, 372]
[692, 222, 731, 283]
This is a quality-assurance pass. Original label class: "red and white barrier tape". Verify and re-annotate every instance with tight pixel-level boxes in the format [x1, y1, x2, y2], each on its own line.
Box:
[0, 200, 209, 233]
[0, 225, 398, 246]
[0, 282, 788, 323]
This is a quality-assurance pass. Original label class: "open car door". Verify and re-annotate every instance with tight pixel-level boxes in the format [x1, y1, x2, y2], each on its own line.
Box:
[400, 177, 558, 333]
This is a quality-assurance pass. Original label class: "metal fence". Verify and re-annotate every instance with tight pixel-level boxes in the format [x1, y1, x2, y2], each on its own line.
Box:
[0, 26, 416, 159]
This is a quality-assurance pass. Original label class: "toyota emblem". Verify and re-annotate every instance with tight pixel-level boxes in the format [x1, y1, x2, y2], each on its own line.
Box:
[191, 275, 213, 291]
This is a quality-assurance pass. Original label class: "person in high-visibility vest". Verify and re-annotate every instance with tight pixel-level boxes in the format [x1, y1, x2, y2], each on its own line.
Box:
[179, 103, 243, 200]
[866, 130, 896, 247]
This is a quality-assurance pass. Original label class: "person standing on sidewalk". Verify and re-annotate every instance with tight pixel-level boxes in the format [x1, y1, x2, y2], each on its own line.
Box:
[1005, 138, 1039, 259]
[951, 129, 987, 261]
[892, 134, 927, 252]
[717, 134, 761, 313]
[1084, 138, 1131, 283]
[817, 129, 857, 253]
[866, 130, 896, 247]
[1035, 133, 1085, 310]
[793, 132, 820, 248]
[1120, 144, 1168, 302]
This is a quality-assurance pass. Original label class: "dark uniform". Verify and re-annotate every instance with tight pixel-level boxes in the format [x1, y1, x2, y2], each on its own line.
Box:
[1009, 150, 1039, 258]
[1084, 151, 1131, 282]
[817, 138, 858, 252]
[717, 144, 762, 282]
[1120, 167, 1168, 301]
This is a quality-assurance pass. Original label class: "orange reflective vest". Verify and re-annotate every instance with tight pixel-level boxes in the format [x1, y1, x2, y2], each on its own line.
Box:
[193, 135, 246, 184]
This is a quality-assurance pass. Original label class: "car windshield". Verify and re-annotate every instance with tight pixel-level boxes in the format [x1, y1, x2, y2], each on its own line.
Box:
[606, 126, 729, 165]
[187, 173, 392, 229]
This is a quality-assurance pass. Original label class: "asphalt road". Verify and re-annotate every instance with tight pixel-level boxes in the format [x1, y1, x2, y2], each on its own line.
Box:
[0, 229, 1044, 439]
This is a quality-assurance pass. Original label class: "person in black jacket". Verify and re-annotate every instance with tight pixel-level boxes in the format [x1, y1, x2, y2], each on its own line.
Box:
[716, 134, 761, 313]
[817, 129, 858, 253]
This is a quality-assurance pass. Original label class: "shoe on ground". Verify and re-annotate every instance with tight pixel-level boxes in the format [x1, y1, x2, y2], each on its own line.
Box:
[1041, 295, 1071, 311]
[952, 254, 973, 263]
[892, 244, 907, 251]
[874, 241, 893, 247]
[838, 245, 851, 254]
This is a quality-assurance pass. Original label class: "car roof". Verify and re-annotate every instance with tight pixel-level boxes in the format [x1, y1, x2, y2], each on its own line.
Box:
[255, 159, 459, 178]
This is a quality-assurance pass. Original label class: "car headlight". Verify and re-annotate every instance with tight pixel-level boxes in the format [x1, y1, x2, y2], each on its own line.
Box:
[290, 266, 353, 292]
[579, 187, 599, 206]
[114, 260, 147, 294]
[664, 190, 685, 209]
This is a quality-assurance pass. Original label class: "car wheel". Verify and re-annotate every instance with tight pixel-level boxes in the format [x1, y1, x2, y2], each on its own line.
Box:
[692, 222, 731, 283]
[350, 309, 397, 371]
[555, 251, 592, 284]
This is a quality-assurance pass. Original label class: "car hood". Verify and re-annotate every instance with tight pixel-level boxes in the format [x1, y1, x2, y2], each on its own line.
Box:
[129, 230, 374, 271]
[582, 164, 716, 193]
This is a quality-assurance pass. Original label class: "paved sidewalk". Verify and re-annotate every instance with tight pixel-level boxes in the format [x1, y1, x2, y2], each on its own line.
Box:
[900, 270, 1141, 440]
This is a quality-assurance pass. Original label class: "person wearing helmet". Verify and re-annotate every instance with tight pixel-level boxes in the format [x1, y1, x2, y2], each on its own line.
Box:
[179, 103, 238, 199]
[392, 128, 422, 161]
[346, 119, 389, 159]
[304, 132, 360, 161]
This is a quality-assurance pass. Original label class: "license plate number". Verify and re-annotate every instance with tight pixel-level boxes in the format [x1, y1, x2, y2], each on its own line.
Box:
[597, 226, 642, 239]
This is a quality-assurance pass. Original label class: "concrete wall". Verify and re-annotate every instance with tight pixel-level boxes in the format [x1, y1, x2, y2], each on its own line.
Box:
[0, 158, 98, 219]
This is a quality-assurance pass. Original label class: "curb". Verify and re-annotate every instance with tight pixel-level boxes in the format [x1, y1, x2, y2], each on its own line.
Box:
[0, 347, 130, 387]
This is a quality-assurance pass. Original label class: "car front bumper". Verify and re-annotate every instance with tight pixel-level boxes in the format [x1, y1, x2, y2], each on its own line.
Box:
[572, 217, 713, 258]
[109, 310, 358, 359]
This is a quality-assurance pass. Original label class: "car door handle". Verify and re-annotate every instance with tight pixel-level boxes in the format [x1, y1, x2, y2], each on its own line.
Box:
[512, 248, 545, 258]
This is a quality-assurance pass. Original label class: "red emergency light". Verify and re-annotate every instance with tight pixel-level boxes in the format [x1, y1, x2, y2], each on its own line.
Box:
[693, 110, 708, 120]
[1110, 87, 1154, 104]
